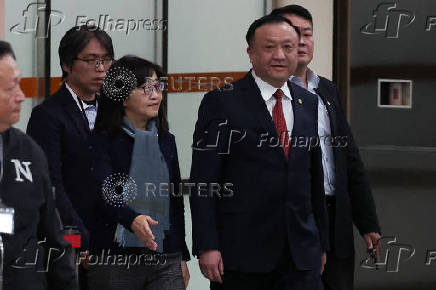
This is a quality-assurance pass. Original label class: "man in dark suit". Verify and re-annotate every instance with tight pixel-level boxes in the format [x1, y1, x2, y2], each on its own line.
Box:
[190, 15, 328, 290]
[26, 25, 114, 288]
[271, 5, 381, 290]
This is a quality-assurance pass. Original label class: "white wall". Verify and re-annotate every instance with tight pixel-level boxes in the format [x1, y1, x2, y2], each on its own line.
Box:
[5, 0, 36, 77]
[169, 3, 333, 287]
[275, 0, 334, 79]
[50, 0, 157, 77]
[4, 0, 158, 131]
[3, 1, 334, 289]
[167, 2, 265, 288]
[169, 0, 334, 180]
[5, 0, 39, 132]
[5, 0, 333, 172]
[0, 0, 5, 40]
[168, 0, 264, 180]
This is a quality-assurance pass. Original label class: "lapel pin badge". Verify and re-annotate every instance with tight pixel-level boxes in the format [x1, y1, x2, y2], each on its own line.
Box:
[327, 101, 331, 106]
[298, 98, 303, 104]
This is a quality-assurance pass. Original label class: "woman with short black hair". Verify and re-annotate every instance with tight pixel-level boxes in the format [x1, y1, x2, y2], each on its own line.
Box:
[88, 55, 190, 290]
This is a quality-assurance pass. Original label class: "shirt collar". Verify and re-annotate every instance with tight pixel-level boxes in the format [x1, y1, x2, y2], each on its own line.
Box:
[0, 129, 9, 165]
[0, 129, 7, 143]
[0, 128, 10, 140]
[251, 69, 292, 102]
[290, 68, 320, 94]
[65, 82, 97, 110]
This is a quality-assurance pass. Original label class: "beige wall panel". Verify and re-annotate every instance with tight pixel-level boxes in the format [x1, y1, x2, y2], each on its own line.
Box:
[274, 0, 334, 79]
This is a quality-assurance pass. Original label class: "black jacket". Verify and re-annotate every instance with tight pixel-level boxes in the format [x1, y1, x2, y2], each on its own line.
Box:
[0, 128, 76, 290]
[315, 77, 380, 258]
[27, 85, 97, 249]
[90, 129, 190, 261]
[190, 73, 328, 272]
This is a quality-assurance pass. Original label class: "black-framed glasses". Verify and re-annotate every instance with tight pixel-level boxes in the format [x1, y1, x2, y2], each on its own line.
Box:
[74, 57, 113, 69]
[138, 81, 165, 96]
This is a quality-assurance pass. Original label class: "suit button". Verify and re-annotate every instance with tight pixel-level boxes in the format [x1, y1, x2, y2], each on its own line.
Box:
[90, 167, 94, 171]
[89, 145, 93, 150]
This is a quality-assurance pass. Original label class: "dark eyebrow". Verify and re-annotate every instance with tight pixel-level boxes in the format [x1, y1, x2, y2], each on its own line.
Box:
[80, 53, 111, 58]
[294, 25, 313, 32]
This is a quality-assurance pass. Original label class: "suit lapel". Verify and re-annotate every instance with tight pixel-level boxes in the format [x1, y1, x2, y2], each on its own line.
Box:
[315, 80, 338, 135]
[59, 85, 90, 139]
[288, 82, 305, 138]
[239, 73, 287, 162]
[287, 82, 314, 165]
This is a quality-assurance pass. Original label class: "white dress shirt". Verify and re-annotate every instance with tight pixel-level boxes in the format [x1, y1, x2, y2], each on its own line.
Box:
[65, 83, 98, 130]
[251, 70, 294, 134]
[290, 69, 336, 196]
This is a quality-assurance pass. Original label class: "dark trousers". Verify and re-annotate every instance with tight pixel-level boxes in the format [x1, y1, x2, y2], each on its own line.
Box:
[322, 196, 354, 290]
[210, 248, 323, 290]
[79, 264, 89, 290]
[87, 252, 184, 290]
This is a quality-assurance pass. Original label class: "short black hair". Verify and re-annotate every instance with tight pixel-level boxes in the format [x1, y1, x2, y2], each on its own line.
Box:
[0, 41, 16, 60]
[246, 14, 300, 46]
[59, 25, 114, 79]
[270, 4, 313, 24]
[95, 55, 169, 136]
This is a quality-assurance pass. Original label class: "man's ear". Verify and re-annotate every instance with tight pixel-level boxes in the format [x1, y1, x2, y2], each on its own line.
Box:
[247, 46, 253, 64]
[62, 63, 72, 76]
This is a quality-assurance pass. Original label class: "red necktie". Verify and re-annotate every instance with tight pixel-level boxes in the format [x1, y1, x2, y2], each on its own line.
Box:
[272, 89, 290, 158]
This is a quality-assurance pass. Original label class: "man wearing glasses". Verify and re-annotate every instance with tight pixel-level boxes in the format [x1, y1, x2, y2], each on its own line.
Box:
[27, 25, 114, 289]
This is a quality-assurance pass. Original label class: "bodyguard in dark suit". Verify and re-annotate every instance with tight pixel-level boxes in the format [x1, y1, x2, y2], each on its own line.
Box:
[26, 25, 114, 288]
[190, 15, 328, 290]
[271, 5, 381, 290]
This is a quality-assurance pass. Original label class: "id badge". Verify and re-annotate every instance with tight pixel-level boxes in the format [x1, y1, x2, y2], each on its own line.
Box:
[0, 208, 14, 234]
